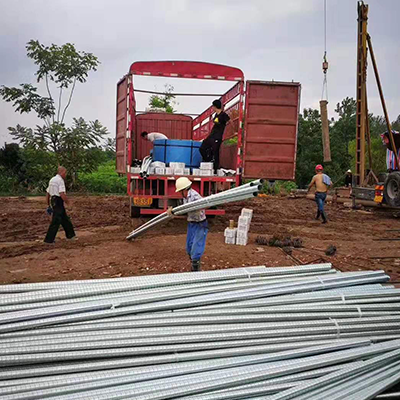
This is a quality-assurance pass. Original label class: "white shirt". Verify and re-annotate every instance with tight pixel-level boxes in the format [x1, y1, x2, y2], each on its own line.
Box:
[147, 132, 168, 142]
[183, 189, 206, 222]
[46, 174, 66, 197]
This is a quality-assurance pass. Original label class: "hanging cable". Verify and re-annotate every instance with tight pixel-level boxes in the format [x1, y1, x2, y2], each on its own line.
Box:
[320, 0, 331, 162]
[321, 0, 329, 101]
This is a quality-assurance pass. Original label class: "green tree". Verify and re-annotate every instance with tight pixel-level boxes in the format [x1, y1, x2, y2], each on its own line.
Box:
[0, 40, 107, 185]
[0, 143, 58, 193]
[148, 84, 177, 113]
[295, 108, 323, 188]
[103, 137, 116, 159]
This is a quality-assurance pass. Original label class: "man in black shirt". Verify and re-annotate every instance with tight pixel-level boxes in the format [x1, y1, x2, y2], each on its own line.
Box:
[199, 99, 230, 172]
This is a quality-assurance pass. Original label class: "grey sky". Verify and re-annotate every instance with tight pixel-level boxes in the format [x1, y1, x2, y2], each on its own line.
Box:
[1, 0, 399, 147]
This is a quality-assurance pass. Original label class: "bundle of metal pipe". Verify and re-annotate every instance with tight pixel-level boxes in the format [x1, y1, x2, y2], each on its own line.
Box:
[126, 179, 263, 240]
[140, 155, 152, 178]
[0, 264, 399, 399]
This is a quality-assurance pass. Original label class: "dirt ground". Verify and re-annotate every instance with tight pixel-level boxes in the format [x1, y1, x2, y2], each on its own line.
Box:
[1, 194, 400, 284]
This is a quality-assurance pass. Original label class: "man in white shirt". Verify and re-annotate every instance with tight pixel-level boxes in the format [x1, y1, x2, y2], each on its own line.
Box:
[141, 131, 168, 142]
[44, 166, 76, 243]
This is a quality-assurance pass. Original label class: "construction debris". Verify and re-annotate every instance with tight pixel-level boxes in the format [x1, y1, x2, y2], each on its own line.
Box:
[0, 264, 399, 399]
[256, 235, 303, 249]
[326, 244, 337, 256]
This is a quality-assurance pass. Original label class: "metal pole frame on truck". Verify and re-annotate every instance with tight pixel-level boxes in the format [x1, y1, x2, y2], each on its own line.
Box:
[116, 61, 301, 217]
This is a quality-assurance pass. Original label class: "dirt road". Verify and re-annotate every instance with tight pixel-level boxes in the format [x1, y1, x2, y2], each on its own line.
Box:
[1, 195, 400, 284]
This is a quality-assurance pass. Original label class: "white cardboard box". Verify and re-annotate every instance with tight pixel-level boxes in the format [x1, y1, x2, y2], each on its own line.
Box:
[148, 167, 155, 175]
[200, 169, 214, 176]
[236, 237, 248, 246]
[131, 167, 141, 174]
[241, 208, 253, 222]
[224, 228, 237, 238]
[183, 168, 190, 175]
[170, 162, 185, 169]
[192, 168, 201, 176]
[238, 216, 250, 227]
[225, 236, 236, 245]
[200, 162, 214, 170]
[155, 167, 165, 175]
[165, 167, 174, 175]
[151, 161, 166, 168]
[236, 231, 248, 240]
[174, 168, 184, 175]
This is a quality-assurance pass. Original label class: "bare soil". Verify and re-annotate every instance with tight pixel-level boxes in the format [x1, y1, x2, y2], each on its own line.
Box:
[1, 195, 400, 284]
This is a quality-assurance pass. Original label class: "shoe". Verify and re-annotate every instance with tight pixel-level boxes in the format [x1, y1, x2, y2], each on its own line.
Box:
[321, 212, 328, 224]
[68, 236, 78, 241]
[191, 260, 201, 272]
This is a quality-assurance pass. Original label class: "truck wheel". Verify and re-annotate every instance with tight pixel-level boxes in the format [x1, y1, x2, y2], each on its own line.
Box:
[384, 172, 400, 207]
[129, 198, 141, 218]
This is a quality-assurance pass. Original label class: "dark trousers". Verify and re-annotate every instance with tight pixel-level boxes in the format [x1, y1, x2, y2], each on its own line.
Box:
[315, 192, 327, 213]
[199, 136, 222, 171]
[44, 196, 75, 243]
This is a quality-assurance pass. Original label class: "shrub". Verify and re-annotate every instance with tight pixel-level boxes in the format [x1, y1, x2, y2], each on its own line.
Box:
[78, 160, 126, 194]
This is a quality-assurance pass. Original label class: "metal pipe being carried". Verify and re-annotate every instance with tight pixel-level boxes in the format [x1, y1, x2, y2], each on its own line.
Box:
[126, 180, 263, 240]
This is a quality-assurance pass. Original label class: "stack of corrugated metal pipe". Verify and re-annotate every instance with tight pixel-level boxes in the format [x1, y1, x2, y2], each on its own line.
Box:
[126, 179, 263, 240]
[0, 263, 400, 399]
[140, 155, 153, 178]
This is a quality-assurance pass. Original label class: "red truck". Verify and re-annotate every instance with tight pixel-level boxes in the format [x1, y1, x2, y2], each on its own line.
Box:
[116, 61, 301, 217]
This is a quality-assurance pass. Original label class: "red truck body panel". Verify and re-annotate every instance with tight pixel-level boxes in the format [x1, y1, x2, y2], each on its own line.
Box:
[116, 76, 129, 174]
[243, 81, 301, 180]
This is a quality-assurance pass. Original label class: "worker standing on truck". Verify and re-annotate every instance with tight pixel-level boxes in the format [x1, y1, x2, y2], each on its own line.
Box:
[44, 166, 76, 243]
[173, 177, 208, 272]
[141, 131, 168, 142]
[307, 164, 331, 224]
[199, 100, 230, 172]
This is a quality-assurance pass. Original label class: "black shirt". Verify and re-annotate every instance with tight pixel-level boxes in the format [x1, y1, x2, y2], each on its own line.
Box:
[210, 111, 230, 140]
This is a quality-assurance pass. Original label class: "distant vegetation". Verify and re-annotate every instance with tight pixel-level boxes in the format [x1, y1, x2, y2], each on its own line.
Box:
[1, 42, 398, 195]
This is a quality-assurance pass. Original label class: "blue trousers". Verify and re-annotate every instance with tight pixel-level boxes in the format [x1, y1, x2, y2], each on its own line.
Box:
[315, 192, 327, 213]
[186, 220, 208, 261]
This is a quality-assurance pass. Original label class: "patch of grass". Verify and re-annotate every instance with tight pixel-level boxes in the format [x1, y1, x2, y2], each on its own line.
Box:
[262, 180, 297, 195]
[78, 161, 126, 194]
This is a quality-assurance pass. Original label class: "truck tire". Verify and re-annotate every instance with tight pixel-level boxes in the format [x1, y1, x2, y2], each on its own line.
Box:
[384, 172, 400, 207]
[129, 198, 141, 218]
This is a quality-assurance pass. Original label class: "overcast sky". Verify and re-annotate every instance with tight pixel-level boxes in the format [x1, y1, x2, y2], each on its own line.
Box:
[1, 0, 399, 147]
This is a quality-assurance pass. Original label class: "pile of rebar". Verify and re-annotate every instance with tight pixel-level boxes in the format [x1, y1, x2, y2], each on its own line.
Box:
[0, 264, 400, 399]
[126, 179, 263, 240]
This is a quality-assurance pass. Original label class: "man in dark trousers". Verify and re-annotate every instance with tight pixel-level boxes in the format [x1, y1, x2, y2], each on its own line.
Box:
[199, 99, 230, 172]
[44, 166, 76, 243]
